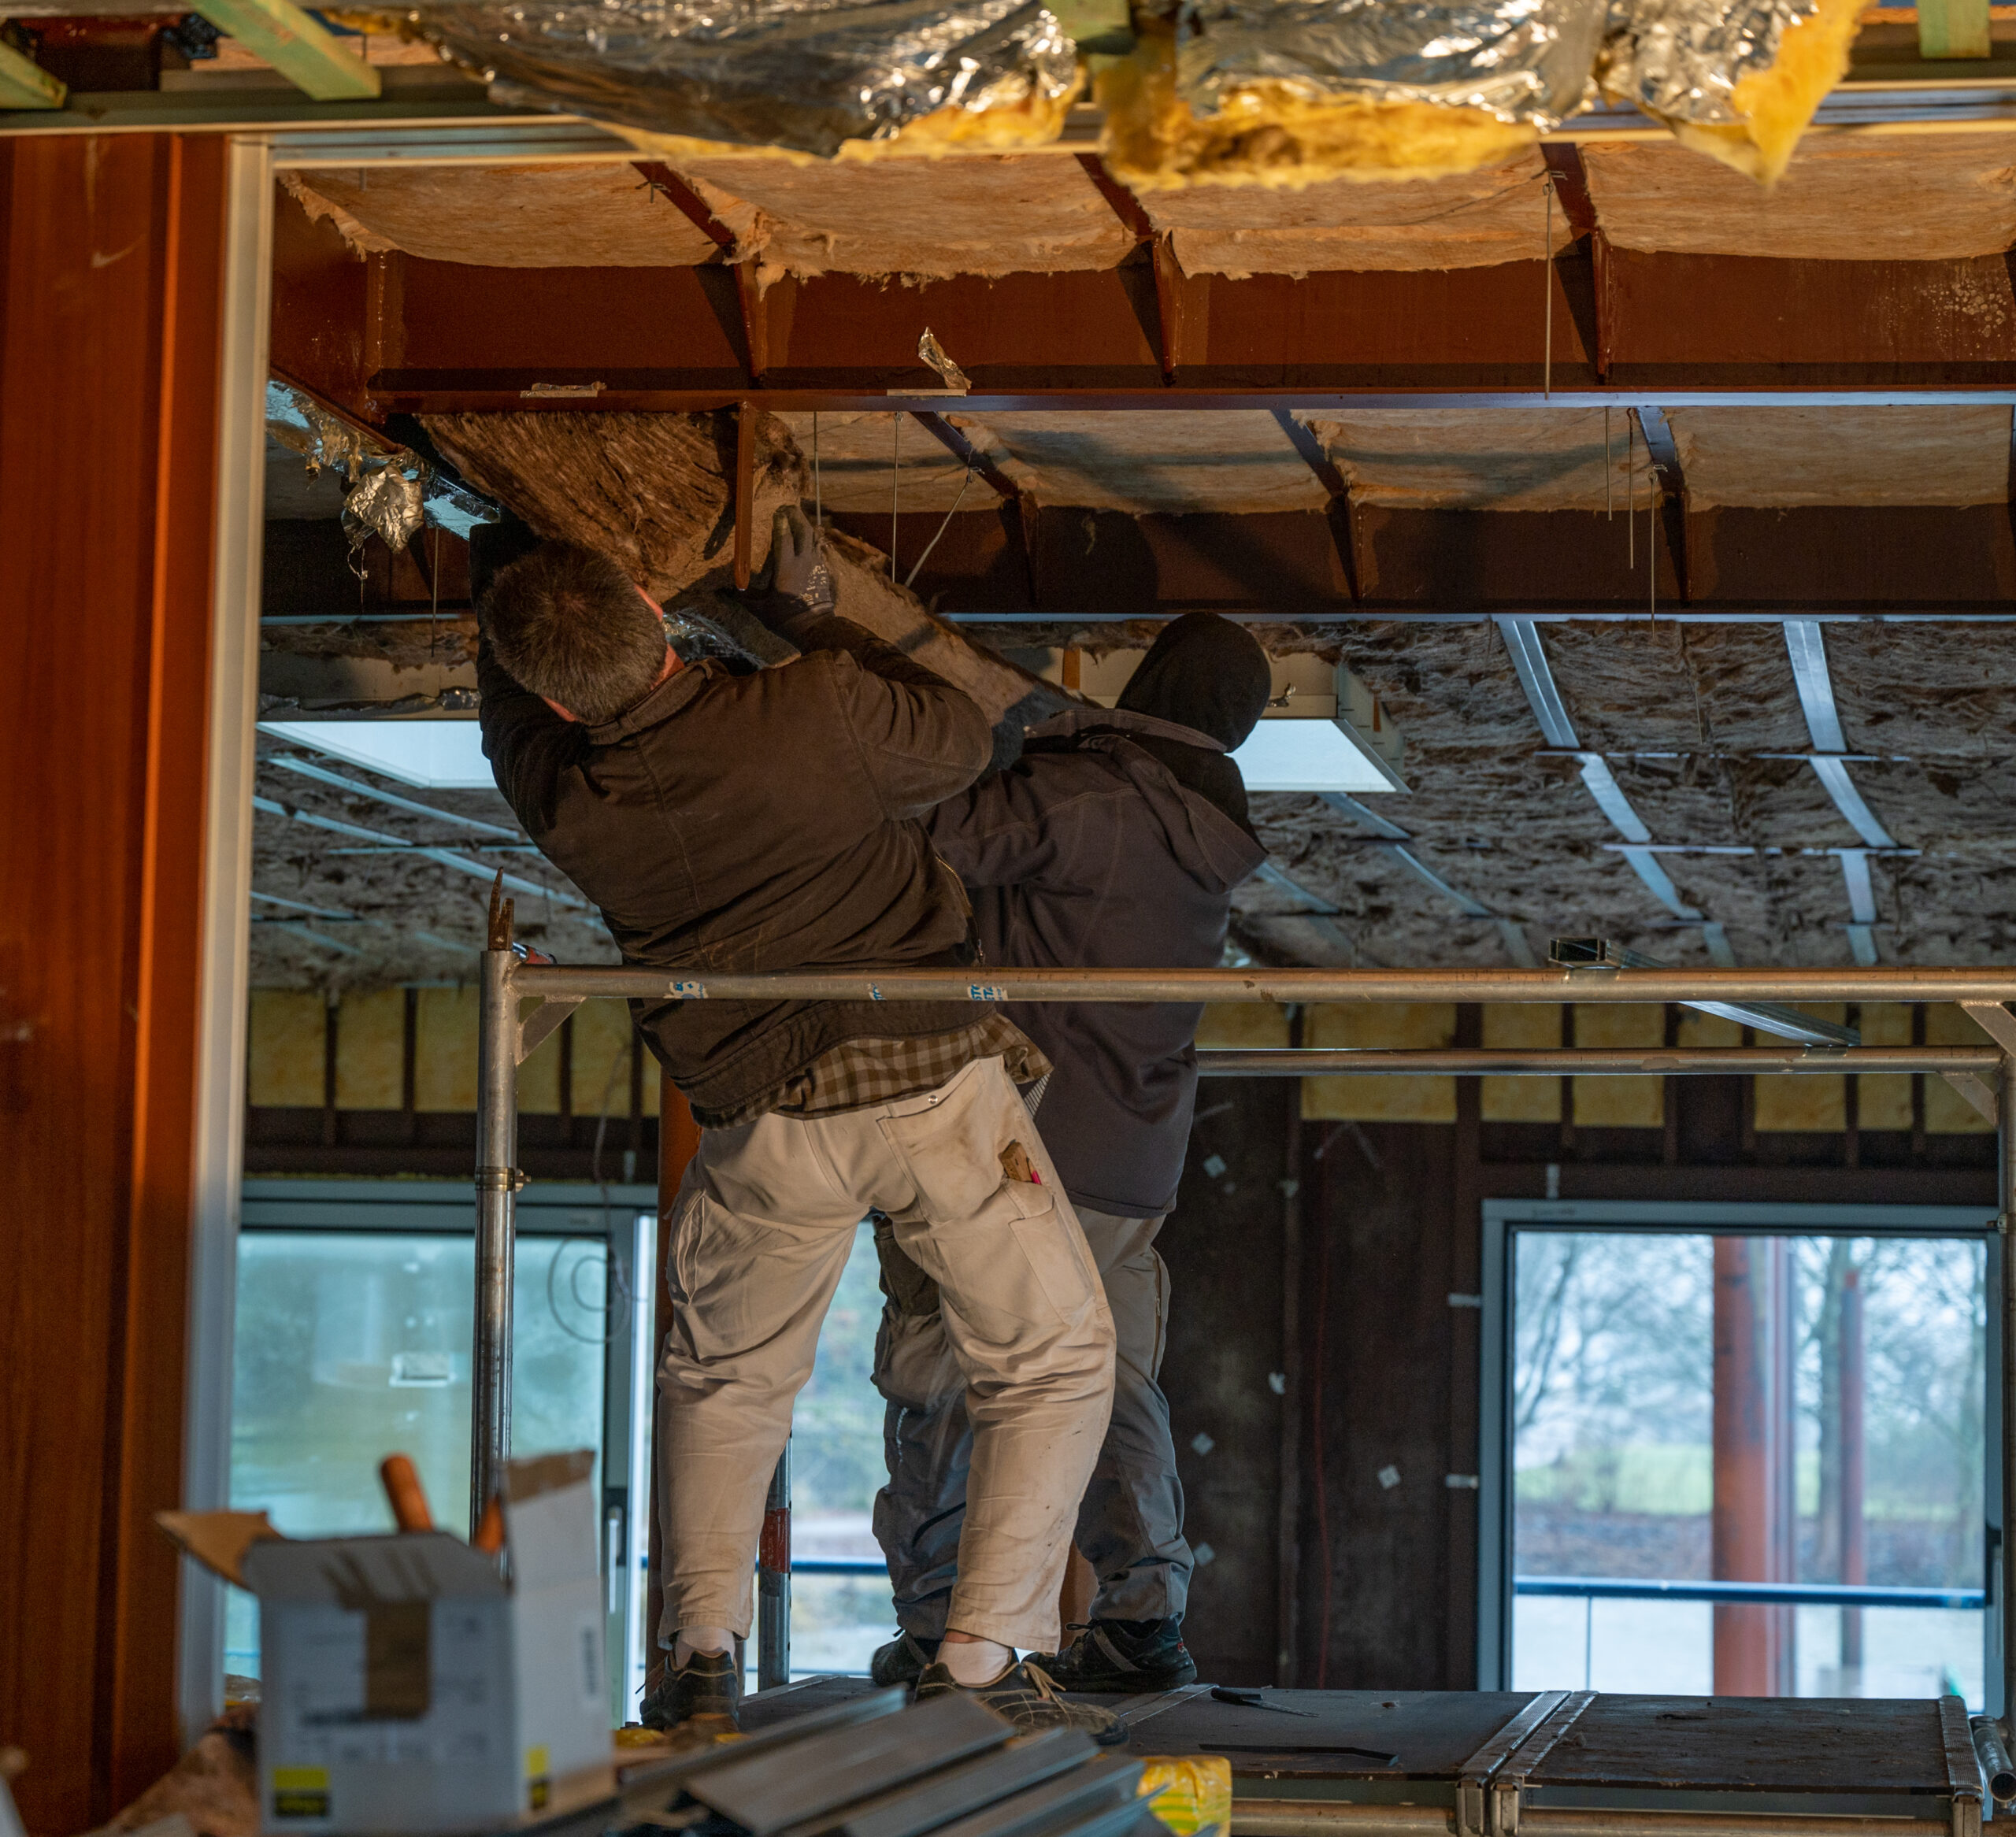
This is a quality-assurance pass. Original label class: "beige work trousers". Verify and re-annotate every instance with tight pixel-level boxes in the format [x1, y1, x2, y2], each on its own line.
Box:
[656, 1054, 1116, 1654]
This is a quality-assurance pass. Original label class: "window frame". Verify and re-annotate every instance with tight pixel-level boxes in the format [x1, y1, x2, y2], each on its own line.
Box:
[1477, 1198, 2003, 1706]
[235, 1176, 660, 1716]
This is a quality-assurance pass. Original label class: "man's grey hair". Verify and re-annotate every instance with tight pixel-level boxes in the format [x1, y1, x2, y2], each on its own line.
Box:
[483, 543, 667, 725]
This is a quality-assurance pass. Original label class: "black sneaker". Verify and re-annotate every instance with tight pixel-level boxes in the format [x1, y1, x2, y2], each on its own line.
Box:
[871, 1630, 940, 1688]
[915, 1657, 1128, 1745]
[639, 1648, 741, 1734]
[1038, 1619, 1198, 1693]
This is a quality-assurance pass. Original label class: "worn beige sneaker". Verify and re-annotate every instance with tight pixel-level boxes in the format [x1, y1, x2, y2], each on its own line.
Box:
[914, 1657, 1128, 1745]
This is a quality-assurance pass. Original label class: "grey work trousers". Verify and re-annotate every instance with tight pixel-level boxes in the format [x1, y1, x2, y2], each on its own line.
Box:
[656, 1056, 1115, 1654]
[873, 1204, 1193, 1639]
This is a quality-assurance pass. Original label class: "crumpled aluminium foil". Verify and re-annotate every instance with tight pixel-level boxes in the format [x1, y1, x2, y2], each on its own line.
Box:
[1173, 0, 1607, 128]
[407, 0, 1079, 157]
[1597, 0, 1810, 128]
[343, 467, 428, 558]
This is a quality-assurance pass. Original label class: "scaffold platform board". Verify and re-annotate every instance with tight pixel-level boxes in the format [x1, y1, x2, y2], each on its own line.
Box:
[739, 1679, 1982, 1837]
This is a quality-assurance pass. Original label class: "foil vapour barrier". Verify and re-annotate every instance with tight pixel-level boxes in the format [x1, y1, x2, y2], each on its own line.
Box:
[1599, 0, 1814, 130]
[404, 0, 1080, 157]
[1171, 0, 1608, 130]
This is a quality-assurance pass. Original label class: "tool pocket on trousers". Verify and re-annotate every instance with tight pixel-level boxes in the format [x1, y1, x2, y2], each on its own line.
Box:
[877, 1057, 1018, 1222]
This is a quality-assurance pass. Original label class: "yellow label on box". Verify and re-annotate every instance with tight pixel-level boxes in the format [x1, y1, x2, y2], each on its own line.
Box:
[272, 1765, 331, 1820]
[526, 1745, 552, 1809]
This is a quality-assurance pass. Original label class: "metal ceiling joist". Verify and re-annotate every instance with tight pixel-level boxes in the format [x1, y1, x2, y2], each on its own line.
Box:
[1783, 618, 1901, 957]
[1313, 793, 1537, 966]
[266, 753, 523, 841]
[1550, 939, 1861, 1046]
[251, 794, 588, 908]
[187, 0, 380, 99]
[0, 39, 65, 109]
[1495, 617, 1578, 748]
[1496, 615, 1732, 938]
[1962, 1000, 2016, 1056]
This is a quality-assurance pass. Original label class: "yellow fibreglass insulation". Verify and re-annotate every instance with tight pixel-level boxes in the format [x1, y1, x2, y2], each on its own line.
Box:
[1480, 1003, 1562, 1123]
[1301, 1002, 1458, 1122]
[1141, 153, 1572, 275]
[1666, 406, 2012, 508]
[672, 151, 1133, 280]
[1606, 0, 1867, 185]
[282, 165, 720, 267]
[1096, 28, 1535, 193]
[1582, 133, 2016, 261]
[1572, 1004, 1664, 1130]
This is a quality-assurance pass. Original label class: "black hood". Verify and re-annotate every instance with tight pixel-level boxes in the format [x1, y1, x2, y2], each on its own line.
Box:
[1102, 614, 1272, 835]
[1115, 613, 1273, 750]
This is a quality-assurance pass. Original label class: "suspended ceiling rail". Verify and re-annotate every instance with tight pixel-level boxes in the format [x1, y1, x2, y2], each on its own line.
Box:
[510, 963, 2016, 1002]
[10, 75, 2016, 141]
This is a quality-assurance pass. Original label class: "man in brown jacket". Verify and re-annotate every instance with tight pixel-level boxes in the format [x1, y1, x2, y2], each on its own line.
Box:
[477, 509, 1120, 1742]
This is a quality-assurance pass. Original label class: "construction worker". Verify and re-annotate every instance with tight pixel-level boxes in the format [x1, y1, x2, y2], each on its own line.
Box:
[476, 507, 1121, 1742]
[872, 613, 1272, 1694]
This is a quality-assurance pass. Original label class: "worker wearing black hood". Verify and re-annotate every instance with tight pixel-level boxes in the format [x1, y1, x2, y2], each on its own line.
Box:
[872, 613, 1273, 1694]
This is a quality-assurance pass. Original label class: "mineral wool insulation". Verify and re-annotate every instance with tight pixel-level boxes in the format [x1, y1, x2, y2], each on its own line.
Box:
[284, 129, 2016, 288]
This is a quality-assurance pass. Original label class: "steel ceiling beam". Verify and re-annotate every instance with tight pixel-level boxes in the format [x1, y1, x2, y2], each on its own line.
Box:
[1632, 405, 1689, 604]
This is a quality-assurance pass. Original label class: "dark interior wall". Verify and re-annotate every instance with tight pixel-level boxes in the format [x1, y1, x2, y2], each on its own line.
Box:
[1157, 1037, 1999, 1696]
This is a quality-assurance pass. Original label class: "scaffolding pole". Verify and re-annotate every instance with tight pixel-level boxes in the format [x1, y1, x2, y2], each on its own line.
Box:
[471, 927, 2016, 1719]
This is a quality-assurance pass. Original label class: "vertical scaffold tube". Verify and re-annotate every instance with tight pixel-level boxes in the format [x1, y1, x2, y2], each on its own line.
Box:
[472, 935, 520, 1539]
[758, 1444, 791, 1691]
[2001, 1051, 2016, 1728]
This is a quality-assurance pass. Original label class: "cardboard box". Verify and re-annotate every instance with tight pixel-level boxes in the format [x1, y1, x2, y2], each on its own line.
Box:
[165, 1451, 612, 1835]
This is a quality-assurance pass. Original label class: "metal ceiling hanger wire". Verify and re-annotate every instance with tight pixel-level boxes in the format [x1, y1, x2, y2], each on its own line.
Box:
[1543, 173, 1554, 402]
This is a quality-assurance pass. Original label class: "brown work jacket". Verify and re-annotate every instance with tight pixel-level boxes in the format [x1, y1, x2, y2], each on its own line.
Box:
[478, 616, 995, 1121]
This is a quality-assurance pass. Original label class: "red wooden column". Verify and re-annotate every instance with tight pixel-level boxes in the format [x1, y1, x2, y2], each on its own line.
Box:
[1711, 1236, 1796, 1695]
[0, 132, 228, 1827]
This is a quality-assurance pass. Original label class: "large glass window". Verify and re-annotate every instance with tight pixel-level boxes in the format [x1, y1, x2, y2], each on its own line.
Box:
[1486, 1204, 1995, 1704]
[226, 1182, 650, 1691]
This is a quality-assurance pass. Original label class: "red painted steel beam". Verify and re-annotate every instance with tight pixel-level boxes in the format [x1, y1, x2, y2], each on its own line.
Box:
[632, 159, 769, 384]
[1270, 408, 1361, 602]
[1074, 152, 1182, 383]
[1632, 403, 1691, 602]
[1541, 142, 1613, 381]
[910, 409, 1021, 501]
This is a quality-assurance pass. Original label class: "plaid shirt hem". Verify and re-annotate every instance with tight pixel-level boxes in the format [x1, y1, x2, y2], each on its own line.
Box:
[693, 1013, 1051, 1131]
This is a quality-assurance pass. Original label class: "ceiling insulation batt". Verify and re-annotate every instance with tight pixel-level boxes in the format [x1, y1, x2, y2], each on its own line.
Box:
[1096, 0, 1606, 190]
[401, 0, 1080, 155]
[1596, 0, 1867, 183]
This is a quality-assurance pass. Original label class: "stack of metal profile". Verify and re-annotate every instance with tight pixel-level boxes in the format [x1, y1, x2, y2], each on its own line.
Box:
[535, 1690, 1163, 1837]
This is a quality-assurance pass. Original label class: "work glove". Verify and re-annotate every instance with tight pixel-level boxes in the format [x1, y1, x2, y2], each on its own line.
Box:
[762, 504, 836, 617]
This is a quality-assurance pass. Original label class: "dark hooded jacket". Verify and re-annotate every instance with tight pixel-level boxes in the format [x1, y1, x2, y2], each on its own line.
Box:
[925, 615, 1271, 1215]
